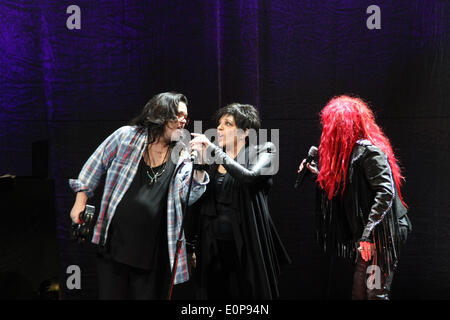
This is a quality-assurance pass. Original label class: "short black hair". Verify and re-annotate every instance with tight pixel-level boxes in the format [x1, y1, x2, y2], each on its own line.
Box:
[214, 103, 261, 131]
[129, 92, 187, 143]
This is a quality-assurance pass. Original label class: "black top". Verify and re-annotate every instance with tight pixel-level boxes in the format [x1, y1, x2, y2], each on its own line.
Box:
[193, 143, 291, 299]
[211, 171, 234, 240]
[103, 150, 177, 270]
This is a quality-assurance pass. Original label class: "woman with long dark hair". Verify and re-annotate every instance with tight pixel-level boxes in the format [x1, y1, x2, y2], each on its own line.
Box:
[299, 95, 412, 299]
[69, 92, 209, 299]
[189, 103, 291, 300]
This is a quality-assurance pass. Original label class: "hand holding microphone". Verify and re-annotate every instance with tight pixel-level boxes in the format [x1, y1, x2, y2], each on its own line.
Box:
[190, 149, 200, 162]
[295, 146, 318, 188]
[189, 133, 212, 164]
[297, 159, 319, 175]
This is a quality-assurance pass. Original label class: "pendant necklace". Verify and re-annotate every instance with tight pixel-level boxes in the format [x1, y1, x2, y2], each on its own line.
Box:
[145, 144, 170, 186]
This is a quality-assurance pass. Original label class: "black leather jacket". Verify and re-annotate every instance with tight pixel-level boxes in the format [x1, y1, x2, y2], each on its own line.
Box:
[316, 140, 412, 274]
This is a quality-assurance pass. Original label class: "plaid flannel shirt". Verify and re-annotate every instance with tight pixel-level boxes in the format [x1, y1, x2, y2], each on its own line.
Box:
[69, 125, 209, 285]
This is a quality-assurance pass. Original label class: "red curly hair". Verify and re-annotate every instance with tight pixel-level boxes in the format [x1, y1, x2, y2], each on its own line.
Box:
[317, 95, 406, 206]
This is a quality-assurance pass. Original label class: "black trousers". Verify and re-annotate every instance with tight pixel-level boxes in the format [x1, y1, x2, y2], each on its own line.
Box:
[205, 239, 251, 300]
[351, 255, 393, 300]
[96, 254, 170, 300]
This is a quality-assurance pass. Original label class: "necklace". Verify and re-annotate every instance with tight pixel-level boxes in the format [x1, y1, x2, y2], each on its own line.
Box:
[145, 144, 170, 185]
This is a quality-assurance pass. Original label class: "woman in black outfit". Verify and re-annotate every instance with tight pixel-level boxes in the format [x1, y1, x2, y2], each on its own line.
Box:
[189, 103, 291, 300]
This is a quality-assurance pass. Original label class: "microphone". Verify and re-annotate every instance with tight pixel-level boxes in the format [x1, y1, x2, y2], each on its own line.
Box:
[294, 146, 318, 189]
[190, 149, 199, 162]
[177, 129, 198, 162]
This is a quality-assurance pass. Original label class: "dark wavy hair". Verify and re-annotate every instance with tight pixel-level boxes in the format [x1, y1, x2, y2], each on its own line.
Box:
[129, 92, 188, 144]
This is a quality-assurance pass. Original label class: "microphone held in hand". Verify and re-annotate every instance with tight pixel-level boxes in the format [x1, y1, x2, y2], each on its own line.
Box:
[294, 146, 318, 189]
[190, 149, 199, 162]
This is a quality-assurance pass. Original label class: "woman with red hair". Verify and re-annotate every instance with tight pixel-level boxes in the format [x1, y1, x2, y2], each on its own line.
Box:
[299, 95, 411, 300]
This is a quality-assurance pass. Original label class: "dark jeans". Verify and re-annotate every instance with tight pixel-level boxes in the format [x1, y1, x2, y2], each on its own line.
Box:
[351, 255, 393, 300]
[97, 254, 170, 300]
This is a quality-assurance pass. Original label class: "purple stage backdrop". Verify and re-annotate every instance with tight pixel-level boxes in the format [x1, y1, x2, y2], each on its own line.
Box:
[0, 0, 449, 299]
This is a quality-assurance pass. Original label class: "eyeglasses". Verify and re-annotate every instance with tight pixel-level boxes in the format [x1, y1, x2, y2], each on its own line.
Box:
[173, 113, 190, 125]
